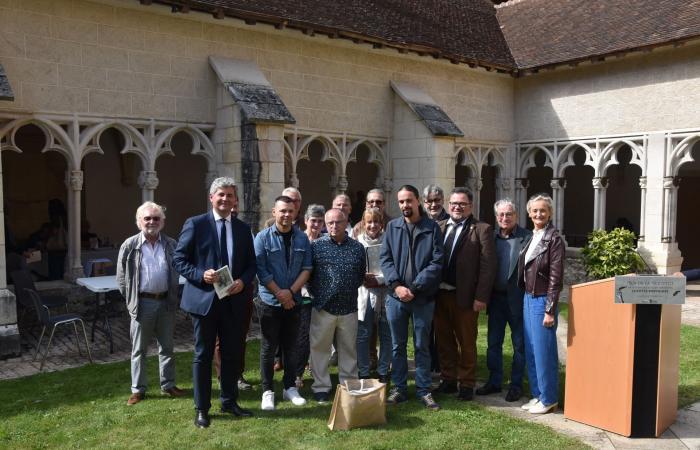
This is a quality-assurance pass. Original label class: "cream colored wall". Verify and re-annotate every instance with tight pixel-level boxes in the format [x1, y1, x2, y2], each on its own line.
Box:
[514, 45, 700, 141]
[0, 0, 514, 142]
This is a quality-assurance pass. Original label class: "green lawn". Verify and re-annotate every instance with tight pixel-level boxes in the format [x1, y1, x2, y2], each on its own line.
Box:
[0, 315, 587, 450]
[1, 311, 697, 449]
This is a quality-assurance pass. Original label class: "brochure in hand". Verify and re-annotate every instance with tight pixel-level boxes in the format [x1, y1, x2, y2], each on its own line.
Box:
[214, 265, 234, 298]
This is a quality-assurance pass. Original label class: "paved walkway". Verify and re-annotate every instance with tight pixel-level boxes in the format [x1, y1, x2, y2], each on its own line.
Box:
[471, 316, 700, 450]
[1, 286, 699, 449]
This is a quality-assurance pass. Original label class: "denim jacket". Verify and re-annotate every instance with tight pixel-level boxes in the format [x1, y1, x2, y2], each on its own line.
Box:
[254, 225, 313, 306]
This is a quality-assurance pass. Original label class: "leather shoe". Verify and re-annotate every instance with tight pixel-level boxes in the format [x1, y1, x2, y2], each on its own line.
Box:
[505, 386, 522, 402]
[475, 383, 501, 396]
[162, 386, 185, 397]
[457, 386, 474, 401]
[194, 410, 210, 428]
[221, 403, 253, 417]
[433, 380, 457, 394]
[127, 392, 144, 405]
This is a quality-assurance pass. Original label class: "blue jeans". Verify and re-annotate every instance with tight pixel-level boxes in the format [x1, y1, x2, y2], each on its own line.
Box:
[386, 297, 435, 397]
[486, 293, 525, 389]
[523, 293, 559, 405]
[357, 297, 392, 377]
[130, 298, 176, 393]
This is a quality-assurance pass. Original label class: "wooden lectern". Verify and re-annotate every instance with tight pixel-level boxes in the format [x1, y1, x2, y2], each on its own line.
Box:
[564, 277, 681, 437]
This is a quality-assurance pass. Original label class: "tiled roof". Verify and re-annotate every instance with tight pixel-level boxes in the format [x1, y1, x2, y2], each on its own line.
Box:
[144, 1, 700, 73]
[147, 0, 516, 71]
[496, 0, 700, 69]
[0, 64, 14, 101]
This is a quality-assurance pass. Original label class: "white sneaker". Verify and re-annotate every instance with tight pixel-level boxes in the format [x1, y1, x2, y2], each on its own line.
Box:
[529, 401, 558, 414]
[521, 398, 540, 410]
[283, 387, 307, 406]
[261, 390, 275, 411]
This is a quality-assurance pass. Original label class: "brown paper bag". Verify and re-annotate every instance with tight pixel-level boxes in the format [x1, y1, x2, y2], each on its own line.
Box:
[327, 379, 387, 431]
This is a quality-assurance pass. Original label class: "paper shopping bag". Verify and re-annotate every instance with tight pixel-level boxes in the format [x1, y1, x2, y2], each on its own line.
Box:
[327, 379, 387, 430]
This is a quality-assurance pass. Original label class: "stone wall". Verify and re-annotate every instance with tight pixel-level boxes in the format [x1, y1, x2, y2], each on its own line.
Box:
[0, 0, 514, 143]
[514, 44, 700, 141]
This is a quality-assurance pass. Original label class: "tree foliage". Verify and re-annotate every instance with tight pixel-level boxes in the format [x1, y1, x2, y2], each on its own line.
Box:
[581, 228, 645, 280]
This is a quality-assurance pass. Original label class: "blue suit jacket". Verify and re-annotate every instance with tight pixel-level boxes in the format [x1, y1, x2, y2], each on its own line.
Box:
[173, 212, 256, 316]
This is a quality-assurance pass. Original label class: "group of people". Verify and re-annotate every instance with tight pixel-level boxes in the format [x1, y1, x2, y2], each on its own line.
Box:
[116, 177, 565, 429]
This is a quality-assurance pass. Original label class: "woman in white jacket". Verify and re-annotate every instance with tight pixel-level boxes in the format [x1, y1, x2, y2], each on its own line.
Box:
[356, 208, 391, 383]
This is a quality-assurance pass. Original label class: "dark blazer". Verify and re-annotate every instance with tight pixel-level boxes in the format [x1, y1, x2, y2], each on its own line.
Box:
[439, 215, 497, 309]
[380, 215, 444, 304]
[491, 225, 532, 316]
[173, 212, 256, 316]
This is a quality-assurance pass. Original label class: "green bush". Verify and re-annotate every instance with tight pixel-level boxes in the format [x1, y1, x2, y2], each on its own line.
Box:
[581, 228, 645, 280]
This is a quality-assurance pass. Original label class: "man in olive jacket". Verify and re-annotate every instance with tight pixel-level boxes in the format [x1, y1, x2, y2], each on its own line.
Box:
[434, 187, 496, 401]
[117, 201, 183, 406]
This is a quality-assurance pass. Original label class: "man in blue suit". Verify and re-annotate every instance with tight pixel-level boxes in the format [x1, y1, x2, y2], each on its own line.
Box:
[476, 198, 532, 402]
[174, 177, 257, 428]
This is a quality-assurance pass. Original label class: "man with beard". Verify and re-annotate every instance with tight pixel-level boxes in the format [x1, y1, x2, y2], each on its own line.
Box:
[380, 185, 444, 410]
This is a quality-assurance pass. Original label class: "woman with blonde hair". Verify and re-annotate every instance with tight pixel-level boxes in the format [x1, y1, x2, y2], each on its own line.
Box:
[518, 193, 564, 414]
[356, 207, 391, 383]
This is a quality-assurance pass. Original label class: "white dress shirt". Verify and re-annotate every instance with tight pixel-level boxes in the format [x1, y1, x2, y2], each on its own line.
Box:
[212, 210, 234, 266]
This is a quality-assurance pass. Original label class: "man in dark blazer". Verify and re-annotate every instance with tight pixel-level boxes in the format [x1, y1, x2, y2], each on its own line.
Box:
[174, 177, 257, 429]
[434, 187, 496, 401]
[476, 199, 532, 402]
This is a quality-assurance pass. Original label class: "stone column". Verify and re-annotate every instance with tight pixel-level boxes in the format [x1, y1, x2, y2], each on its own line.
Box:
[67, 170, 85, 280]
[638, 176, 647, 242]
[336, 175, 348, 195]
[471, 178, 482, 221]
[138, 170, 158, 202]
[0, 152, 20, 357]
[515, 178, 529, 228]
[550, 178, 566, 236]
[637, 133, 683, 274]
[662, 176, 679, 243]
[592, 177, 607, 229]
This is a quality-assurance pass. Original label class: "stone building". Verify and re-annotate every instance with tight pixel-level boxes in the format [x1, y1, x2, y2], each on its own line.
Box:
[1, 0, 699, 354]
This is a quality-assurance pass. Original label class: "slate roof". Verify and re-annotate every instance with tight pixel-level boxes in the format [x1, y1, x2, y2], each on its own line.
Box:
[0, 64, 14, 101]
[226, 83, 295, 124]
[496, 0, 700, 70]
[144, 0, 700, 73]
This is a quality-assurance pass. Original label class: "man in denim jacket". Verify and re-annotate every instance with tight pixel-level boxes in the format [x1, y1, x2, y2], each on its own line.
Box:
[254, 195, 313, 411]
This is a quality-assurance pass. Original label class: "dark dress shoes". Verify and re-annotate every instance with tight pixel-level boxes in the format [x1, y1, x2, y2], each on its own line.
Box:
[433, 380, 458, 394]
[505, 386, 523, 402]
[457, 386, 474, 401]
[221, 403, 253, 417]
[194, 410, 210, 428]
[475, 383, 502, 396]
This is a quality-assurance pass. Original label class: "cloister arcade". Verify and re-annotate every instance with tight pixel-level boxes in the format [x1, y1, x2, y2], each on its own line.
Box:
[0, 113, 215, 280]
[3, 111, 700, 283]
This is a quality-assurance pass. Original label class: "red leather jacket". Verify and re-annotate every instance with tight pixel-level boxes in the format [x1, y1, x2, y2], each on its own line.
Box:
[517, 223, 565, 314]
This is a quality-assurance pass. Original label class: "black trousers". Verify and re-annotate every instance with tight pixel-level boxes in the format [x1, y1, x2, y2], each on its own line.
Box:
[258, 302, 301, 392]
[191, 296, 246, 411]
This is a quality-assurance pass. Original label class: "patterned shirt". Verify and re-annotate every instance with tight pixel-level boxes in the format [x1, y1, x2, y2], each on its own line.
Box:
[310, 235, 366, 315]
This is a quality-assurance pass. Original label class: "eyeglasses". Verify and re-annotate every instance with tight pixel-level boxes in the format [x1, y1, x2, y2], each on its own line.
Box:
[143, 216, 161, 222]
[448, 202, 471, 208]
[497, 212, 515, 218]
[367, 200, 383, 205]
